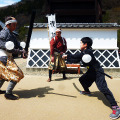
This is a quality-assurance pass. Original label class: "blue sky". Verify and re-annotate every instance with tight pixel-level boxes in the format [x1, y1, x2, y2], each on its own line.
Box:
[0, 0, 21, 7]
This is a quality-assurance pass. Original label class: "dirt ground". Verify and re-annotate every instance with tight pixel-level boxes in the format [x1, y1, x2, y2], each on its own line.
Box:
[0, 58, 120, 120]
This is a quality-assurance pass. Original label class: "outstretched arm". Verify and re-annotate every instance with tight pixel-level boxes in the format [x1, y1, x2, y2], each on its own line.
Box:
[63, 52, 83, 63]
[67, 52, 83, 60]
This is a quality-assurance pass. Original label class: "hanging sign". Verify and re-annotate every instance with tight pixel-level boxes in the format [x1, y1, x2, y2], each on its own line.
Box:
[47, 14, 56, 40]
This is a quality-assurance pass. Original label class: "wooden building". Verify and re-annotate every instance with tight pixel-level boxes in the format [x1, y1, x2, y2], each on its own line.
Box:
[26, 23, 120, 68]
[46, 0, 102, 23]
[26, 0, 120, 69]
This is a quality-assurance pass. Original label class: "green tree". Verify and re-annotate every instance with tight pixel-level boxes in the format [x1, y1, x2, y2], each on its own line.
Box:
[18, 26, 28, 41]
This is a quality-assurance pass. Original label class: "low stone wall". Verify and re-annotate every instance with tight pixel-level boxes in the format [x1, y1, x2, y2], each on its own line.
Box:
[15, 58, 120, 78]
[25, 67, 120, 78]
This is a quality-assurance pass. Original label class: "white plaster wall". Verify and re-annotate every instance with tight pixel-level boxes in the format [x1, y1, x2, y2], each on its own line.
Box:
[30, 28, 118, 49]
[30, 29, 49, 49]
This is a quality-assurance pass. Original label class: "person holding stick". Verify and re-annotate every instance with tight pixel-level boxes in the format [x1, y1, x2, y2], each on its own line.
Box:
[47, 28, 67, 82]
[62, 37, 120, 119]
[0, 16, 27, 100]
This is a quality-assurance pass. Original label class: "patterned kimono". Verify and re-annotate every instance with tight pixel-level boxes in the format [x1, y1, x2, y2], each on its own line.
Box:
[48, 36, 67, 71]
[0, 27, 24, 82]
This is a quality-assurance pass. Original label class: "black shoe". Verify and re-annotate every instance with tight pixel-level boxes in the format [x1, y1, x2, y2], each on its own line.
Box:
[63, 76, 68, 79]
[0, 90, 6, 94]
[80, 91, 91, 96]
[4, 93, 19, 100]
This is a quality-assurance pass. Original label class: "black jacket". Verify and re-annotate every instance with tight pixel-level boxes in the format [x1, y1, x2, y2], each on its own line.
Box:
[67, 49, 101, 72]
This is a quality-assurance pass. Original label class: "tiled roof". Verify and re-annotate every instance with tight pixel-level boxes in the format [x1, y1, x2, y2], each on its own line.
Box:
[33, 23, 120, 28]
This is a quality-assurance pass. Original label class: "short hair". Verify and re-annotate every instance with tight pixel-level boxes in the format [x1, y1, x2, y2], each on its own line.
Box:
[5, 16, 13, 22]
[5, 16, 15, 26]
[81, 37, 93, 49]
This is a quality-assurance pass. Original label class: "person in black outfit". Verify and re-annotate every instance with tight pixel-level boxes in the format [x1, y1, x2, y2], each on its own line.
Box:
[62, 37, 120, 119]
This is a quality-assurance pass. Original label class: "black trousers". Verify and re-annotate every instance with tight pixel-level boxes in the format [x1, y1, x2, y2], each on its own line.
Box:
[49, 70, 66, 79]
[79, 67, 117, 107]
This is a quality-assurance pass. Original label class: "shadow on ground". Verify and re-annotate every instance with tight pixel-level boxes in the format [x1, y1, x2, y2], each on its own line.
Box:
[54, 76, 80, 81]
[14, 86, 54, 98]
[14, 86, 77, 99]
[48, 92, 77, 98]
[73, 83, 111, 109]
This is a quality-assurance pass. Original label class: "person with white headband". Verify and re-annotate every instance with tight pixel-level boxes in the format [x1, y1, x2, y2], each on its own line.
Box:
[47, 28, 67, 82]
[0, 16, 27, 100]
[5, 19, 17, 26]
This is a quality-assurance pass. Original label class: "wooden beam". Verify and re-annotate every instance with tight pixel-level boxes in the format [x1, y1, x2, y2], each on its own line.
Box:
[54, 9, 96, 15]
[48, 0, 94, 2]
[66, 64, 80, 74]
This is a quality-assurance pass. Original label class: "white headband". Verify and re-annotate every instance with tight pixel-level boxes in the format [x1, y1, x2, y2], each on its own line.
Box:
[5, 19, 17, 26]
[56, 29, 61, 32]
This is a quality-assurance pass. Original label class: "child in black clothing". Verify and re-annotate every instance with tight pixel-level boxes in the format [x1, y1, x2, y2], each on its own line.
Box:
[63, 37, 120, 119]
